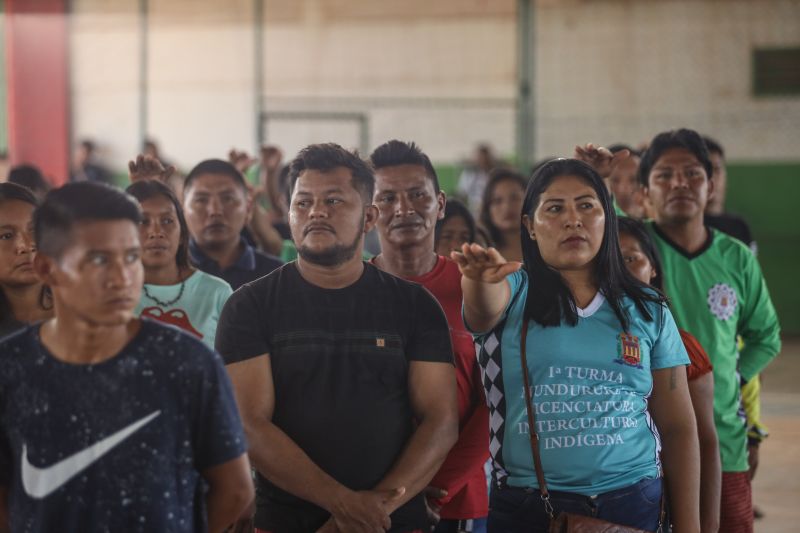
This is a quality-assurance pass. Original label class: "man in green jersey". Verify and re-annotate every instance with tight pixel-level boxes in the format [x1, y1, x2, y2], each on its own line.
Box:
[638, 128, 781, 533]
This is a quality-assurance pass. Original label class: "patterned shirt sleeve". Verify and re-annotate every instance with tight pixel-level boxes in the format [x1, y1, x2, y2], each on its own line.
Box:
[463, 270, 526, 336]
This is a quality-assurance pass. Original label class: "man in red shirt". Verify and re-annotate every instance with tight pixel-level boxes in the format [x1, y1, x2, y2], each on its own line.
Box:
[370, 140, 490, 533]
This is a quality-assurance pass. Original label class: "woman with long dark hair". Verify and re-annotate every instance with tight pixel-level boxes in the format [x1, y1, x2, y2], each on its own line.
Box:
[0, 183, 52, 338]
[126, 180, 232, 348]
[618, 216, 720, 533]
[453, 158, 700, 532]
[478, 169, 527, 262]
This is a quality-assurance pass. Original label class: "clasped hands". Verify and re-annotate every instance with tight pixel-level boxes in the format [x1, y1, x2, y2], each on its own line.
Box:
[316, 486, 406, 533]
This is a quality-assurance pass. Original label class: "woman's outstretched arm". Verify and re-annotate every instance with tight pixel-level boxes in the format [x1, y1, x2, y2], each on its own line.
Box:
[452, 243, 521, 333]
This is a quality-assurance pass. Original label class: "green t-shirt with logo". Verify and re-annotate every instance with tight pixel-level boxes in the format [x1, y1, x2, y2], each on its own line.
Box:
[646, 223, 781, 472]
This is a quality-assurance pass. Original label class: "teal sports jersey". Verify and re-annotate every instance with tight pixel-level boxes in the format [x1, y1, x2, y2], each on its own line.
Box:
[647, 223, 781, 472]
[469, 270, 688, 495]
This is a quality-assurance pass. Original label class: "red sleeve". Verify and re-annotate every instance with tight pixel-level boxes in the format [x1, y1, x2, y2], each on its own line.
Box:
[680, 329, 713, 381]
[429, 330, 489, 505]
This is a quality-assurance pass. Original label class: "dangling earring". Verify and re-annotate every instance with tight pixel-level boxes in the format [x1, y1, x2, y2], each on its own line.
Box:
[529, 232, 536, 240]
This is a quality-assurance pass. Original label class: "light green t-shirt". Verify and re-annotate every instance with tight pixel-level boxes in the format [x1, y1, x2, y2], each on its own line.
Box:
[135, 270, 232, 349]
[646, 223, 781, 472]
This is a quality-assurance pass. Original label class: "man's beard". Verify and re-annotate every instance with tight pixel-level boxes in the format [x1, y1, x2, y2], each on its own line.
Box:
[297, 217, 363, 267]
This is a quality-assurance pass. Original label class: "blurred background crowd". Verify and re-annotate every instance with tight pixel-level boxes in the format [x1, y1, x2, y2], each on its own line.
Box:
[1, 0, 797, 333]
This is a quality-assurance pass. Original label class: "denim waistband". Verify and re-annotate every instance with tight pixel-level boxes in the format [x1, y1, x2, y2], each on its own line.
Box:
[500, 476, 661, 504]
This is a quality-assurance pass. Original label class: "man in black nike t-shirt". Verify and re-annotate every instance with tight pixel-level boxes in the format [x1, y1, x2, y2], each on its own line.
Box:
[216, 143, 459, 533]
[0, 182, 253, 532]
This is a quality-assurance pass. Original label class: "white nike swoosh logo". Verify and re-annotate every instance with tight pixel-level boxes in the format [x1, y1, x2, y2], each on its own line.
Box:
[22, 410, 161, 499]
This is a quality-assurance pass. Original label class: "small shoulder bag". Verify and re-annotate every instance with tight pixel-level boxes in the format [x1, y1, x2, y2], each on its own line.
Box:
[518, 318, 663, 533]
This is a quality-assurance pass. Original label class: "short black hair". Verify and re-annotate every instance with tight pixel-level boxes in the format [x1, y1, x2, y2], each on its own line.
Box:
[638, 128, 713, 188]
[7, 165, 50, 197]
[126, 179, 191, 270]
[702, 135, 725, 158]
[287, 143, 374, 202]
[34, 181, 142, 259]
[607, 144, 641, 157]
[184, 159, 248, 193]
[0, 182, 38, 209]
[369, 140, 440, 193]
[279, 164, 292, 208]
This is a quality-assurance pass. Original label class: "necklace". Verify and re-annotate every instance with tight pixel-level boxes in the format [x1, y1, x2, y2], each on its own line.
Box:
[143, 280, 186, 307]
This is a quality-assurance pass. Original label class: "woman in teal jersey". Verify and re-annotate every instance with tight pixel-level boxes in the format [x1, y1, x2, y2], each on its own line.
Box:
[453, 158, 700, 532]
[126, 180, 232, 348]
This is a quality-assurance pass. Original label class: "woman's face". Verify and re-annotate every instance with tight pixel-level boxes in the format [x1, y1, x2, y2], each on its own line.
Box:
[0, 200, 38, 288]
[139, 195, 182, 271]
[489, 179, 525, 233]
[524, 174, 606, 273]
[619, 232, 656, 286]
[436, 215, 471, 256]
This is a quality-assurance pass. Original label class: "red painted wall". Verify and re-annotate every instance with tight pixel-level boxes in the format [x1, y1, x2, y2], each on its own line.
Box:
[5, 0, 69, 185]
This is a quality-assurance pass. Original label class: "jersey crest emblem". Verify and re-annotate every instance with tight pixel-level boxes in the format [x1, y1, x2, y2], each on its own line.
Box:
[614, 333, 643, 368]
[707, 283, 737, 321]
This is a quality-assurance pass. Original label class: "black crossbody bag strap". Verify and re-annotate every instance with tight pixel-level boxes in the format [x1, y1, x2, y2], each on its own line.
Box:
[519, 318, 556, 518]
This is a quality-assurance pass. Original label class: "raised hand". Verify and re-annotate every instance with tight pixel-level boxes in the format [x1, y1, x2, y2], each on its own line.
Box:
[451, 243, 522, 283]
[259, 145, 283, 174]
[573, 143, 629, 179]
[228, 149, 257, 175]
[128, 154, 176, 183]
[330, 487, 405, 533]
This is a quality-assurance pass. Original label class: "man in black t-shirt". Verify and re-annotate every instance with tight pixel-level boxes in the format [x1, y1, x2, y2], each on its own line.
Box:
[216, 143, 459, 533]
[0, 182, 253, 532]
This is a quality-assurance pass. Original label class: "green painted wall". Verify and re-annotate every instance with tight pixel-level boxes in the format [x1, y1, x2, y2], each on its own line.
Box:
[726, 163, 800, 335]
